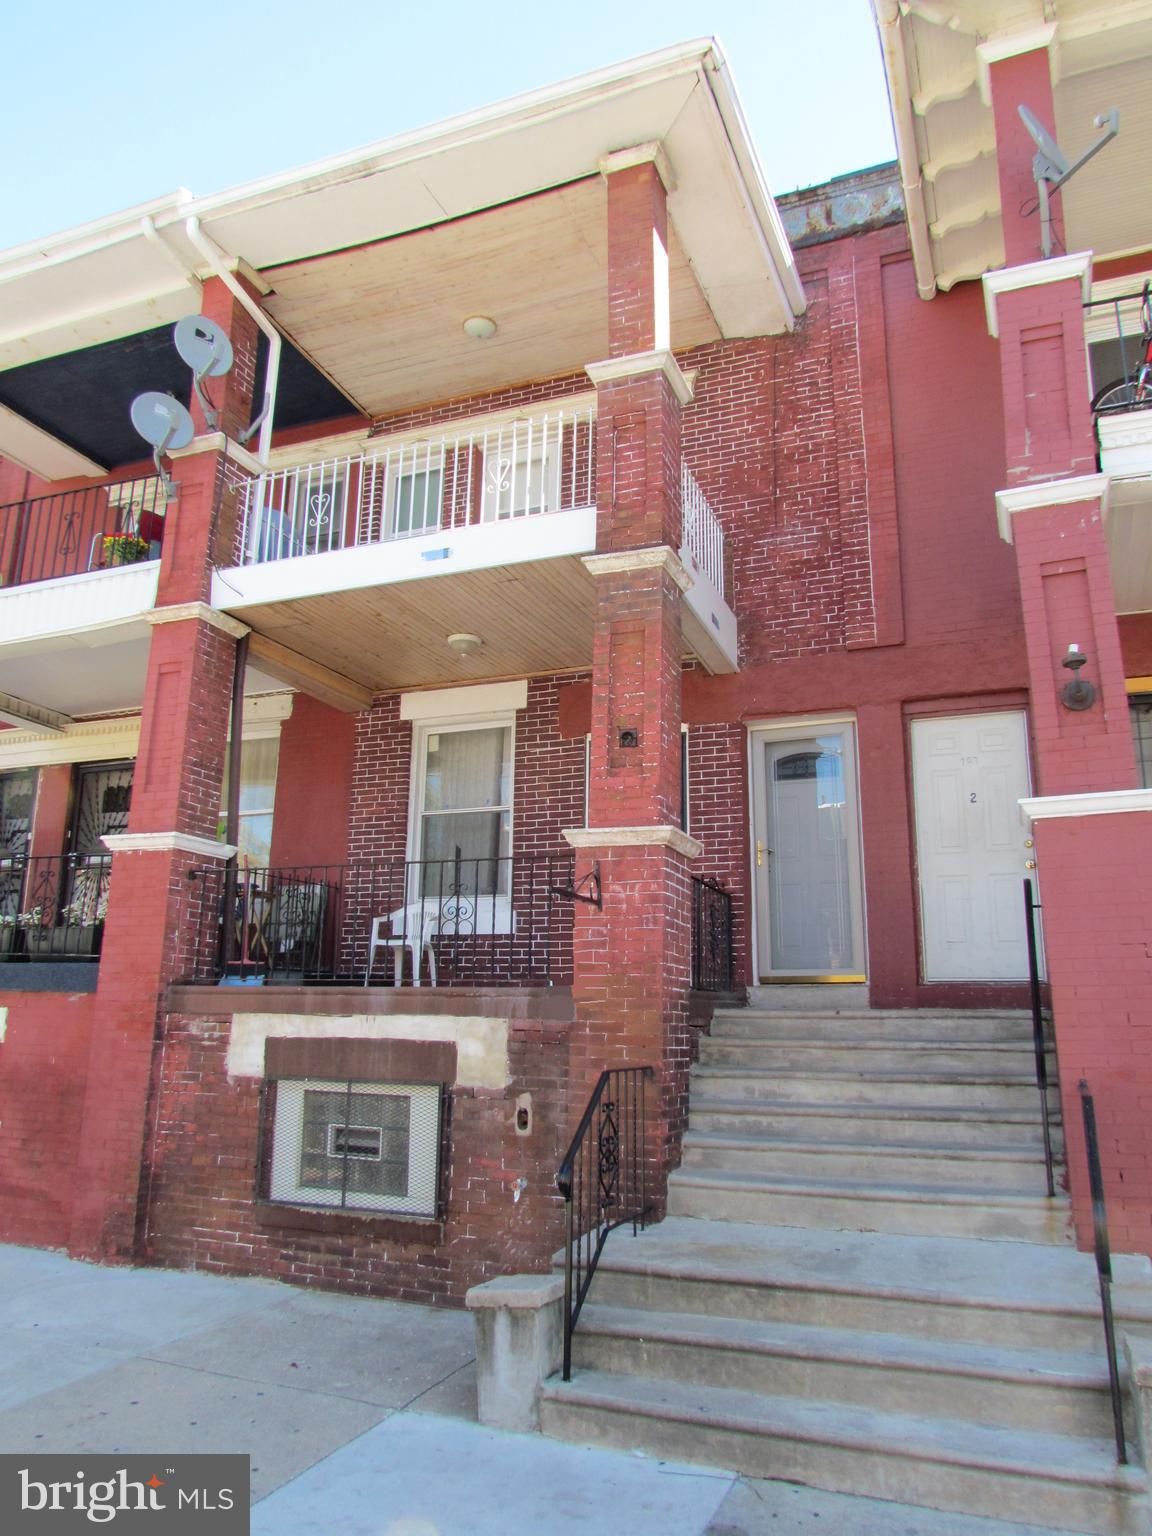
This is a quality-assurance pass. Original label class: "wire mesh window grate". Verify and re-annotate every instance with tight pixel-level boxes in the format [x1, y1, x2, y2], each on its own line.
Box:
[268, 1079, 441, 1216]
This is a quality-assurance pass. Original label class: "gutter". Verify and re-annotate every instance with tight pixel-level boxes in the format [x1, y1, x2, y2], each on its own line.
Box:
[872, 0, 938, 299]
[184, 217, 280, 467]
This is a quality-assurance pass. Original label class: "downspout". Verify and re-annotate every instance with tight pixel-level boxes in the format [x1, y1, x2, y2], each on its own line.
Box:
[872, 0, 938, 300]
[184, 216, 281, 466]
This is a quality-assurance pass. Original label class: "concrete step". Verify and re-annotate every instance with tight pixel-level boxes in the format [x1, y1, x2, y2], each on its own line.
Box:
[666, 1167, 1073, 1243]
[697, 1038, 1053, 1076]
[571, 1304, 1119, 1438]
[712, 1009, 1040, 1044]
[572, 1219, 1152, 1350]
[747, 983, 871, 1011]
[680, 1130, 1058, 1190]
[540, 1369, 1149, 1535]
[687, 1097, 1063, 1152]
[691, 1065, 1043, 1112]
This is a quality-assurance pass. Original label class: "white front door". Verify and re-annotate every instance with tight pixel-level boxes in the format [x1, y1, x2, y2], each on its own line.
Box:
[750, 722, 867, 981]
[911, 711, 1035, 981]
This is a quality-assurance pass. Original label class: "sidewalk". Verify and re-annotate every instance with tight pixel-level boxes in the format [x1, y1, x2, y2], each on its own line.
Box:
[0, 1244, 1070, 1535]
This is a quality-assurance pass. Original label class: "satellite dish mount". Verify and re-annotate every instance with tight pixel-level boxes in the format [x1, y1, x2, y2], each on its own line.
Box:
[173, 315, 234, 430]
[1018, 104, 1119, 259]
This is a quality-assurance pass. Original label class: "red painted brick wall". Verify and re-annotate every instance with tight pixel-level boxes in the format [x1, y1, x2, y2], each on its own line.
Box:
[0, 992, 97, 1247]
[270, 696, 355, 870]
[1034, 811, 1152, 1255]
[142, 1011, 572, 1300]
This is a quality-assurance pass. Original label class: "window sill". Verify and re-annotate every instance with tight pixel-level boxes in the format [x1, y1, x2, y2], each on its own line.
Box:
[254, 1200, 443, 1243]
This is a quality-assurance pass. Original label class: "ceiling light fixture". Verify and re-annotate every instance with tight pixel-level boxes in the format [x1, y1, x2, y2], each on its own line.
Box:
[447, 632, 483, 657]
[462, 315, 497, 340]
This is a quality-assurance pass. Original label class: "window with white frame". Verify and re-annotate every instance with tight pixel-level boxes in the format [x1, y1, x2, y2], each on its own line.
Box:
[412, 719, 513, 897]
[268, 1078, 441, 1215]
[219, 736, 280, 865]
[1086, 274, 1152, 401]
[384, 442, 445, 538]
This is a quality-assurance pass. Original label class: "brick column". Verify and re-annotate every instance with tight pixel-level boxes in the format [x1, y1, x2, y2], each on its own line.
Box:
[68, 279, 258, 1260]
[563, 149, 699, 1209]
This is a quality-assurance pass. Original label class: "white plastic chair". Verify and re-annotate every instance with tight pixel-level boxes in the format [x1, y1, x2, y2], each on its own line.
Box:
[365, 905, 438, 988]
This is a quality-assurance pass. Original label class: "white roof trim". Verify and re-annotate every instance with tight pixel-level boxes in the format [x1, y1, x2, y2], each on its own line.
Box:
[400, 680, 529, 720]
[995, 473, 1108, 543]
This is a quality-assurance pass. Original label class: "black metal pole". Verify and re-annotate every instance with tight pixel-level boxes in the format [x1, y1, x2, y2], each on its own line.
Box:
[1079, 1080, 1128, 1465]
[219, 634, 249, 975]
[1023, 879, 1056, 1197]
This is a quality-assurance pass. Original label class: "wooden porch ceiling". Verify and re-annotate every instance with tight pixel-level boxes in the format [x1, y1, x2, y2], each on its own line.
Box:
[263, 179, 721, 417]
[234, 555, 600, 693]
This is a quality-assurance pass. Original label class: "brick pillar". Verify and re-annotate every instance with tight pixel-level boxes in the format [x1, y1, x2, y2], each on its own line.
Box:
[1008, 495, 1136, 797]
[563, 150, 698, 1210]
[987, 47, 1063, 268]
[68, 281, 257, 1260]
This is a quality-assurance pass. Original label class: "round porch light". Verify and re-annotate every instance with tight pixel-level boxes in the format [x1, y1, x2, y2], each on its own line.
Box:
[462, 315, 497, 340]
[447, 632, 483, 657]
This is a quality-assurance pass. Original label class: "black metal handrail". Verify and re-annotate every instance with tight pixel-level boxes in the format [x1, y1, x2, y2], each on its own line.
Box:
[0, 853, 112, 961]
[1022, 878, 1056, 1198]
[182, 852, 576, 988]
[692, 876, 734, 992]
[556, 1065, 654, 1381]
[1078, 1080, 1128, 1465]
[0, 475, 165, 588]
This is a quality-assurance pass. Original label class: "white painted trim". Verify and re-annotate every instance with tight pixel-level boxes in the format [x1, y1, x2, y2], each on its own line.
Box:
[598, 142, 676, 192]
[167, 432, 266, 478]
[225, 1012, 511, 1088]
[0, 716, 142, 770]
[146, 602, 250, 638]
[400, 681, 528, 722]
[1019, 789, 1152, 823]
[982, 253, 1093, 338]
[0, 401, 106, 479]
[583, 546, 692, 592]
[563, 825, 703, 859]
[975, 25, 1057, 106]
[585, 350, 694, 406]
[102, 831, 237, 858]
[995, 474, 1108, 544]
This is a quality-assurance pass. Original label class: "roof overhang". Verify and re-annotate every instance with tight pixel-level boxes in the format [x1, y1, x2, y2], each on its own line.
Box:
[0, 40, 804, 469]
[872, 0, 1152, 297]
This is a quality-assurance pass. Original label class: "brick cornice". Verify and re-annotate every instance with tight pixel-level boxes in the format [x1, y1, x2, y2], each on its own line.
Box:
[598, 142, 675, 193]
[994, 474, 1108, 543]
[585, 349, 694, 405]
[1020, 789, 1152, 823]
[982, 252, 1092, 338]
[168, 431, 266, 477]
[563, 825, 703, 859]
[582, 546, 692, 592]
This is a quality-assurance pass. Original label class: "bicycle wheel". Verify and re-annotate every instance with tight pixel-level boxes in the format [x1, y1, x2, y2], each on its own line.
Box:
[1092, 378, 1143, 413]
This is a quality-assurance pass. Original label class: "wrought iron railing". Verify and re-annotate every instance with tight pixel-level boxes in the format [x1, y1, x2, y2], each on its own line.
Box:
[1077, 1079, 1128, 1465]
[1022, 878, 1056, 1198]
[237, 407, 597, 565]
[556, 1065, 654, 1380]
[182, 853, 576, 987]
[0, 854, 112, 962]
[681, 461, 726, 596]
[691, 876, 734, 992]
[0, 476, 165, 588]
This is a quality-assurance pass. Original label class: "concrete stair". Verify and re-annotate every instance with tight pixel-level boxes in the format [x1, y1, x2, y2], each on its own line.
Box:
[540, 1005, 1152, 1532]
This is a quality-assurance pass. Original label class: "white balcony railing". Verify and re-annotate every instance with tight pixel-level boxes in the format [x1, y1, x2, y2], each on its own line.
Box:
[238, 407, 596, 566]
[681, 462, 725, 596]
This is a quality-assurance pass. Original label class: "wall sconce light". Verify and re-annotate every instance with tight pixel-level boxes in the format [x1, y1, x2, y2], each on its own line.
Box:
[1061, 644, 1097, 711]
[447, 632, 483, 658]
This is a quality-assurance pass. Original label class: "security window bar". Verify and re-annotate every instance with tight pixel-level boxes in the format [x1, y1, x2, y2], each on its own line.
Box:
[270, 1078, 440, 1215]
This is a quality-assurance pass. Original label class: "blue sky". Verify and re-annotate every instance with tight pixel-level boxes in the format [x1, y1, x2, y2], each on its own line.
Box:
[2, 1, 896, 249]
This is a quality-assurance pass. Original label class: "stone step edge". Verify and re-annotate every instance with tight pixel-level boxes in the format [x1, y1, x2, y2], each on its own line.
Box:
[575, 1303, 1112, 1391]
[703, 1039, 1049, 1052]
[668, 1168, 1069, 1211]
[712, 1009, 1036, 1024]
[542, 1370, 1148, 1494]
[682, 1131, 1055, 1163]
[689, 1097, 1053, 1120]
[692, 1066, 1043, 1085]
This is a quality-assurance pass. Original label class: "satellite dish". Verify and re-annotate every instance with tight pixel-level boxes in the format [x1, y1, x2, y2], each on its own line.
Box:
[1017, 104, 1119, 257]
[173, 315, 234, 379]
[130, 391, 194, 495]
[173, 314, 233, 430]
[131, 391, 194, 451]
[1018, 105, 1070, 181]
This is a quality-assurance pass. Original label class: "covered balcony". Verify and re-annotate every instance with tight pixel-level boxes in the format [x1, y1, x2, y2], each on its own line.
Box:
[211, 406, 738, 690]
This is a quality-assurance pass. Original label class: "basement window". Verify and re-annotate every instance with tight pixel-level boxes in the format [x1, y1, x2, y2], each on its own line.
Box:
[266, 1079, 442, 1216]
